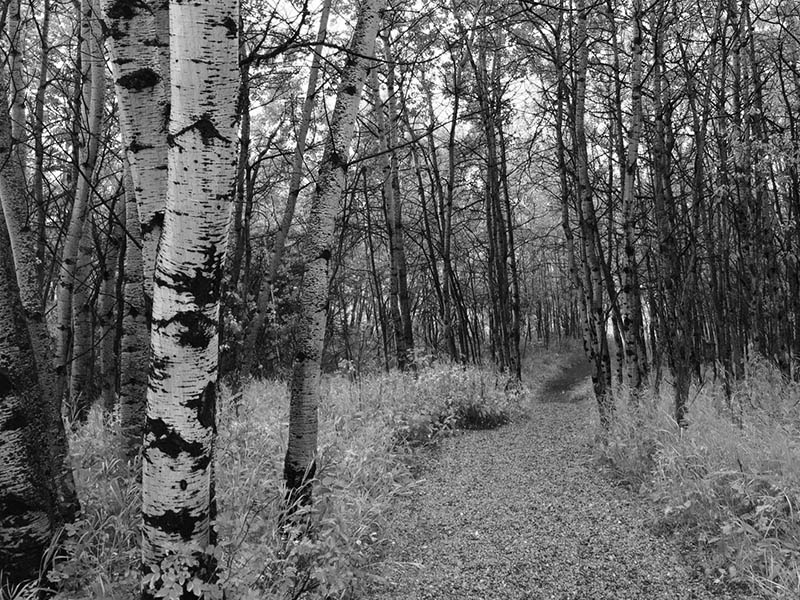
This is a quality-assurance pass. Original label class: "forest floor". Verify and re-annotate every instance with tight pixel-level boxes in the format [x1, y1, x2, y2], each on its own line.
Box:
[368, 353, 762, 600]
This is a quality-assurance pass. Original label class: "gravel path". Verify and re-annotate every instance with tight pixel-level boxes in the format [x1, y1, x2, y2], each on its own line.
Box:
[370, 361, 758, 600]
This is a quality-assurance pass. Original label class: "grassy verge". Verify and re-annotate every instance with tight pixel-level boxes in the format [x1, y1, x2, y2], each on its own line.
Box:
[599, 358, 800, 598]
[19, 361, 520, 600]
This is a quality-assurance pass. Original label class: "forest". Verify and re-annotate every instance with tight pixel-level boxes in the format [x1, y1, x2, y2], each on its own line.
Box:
[1, 0, 799, 598]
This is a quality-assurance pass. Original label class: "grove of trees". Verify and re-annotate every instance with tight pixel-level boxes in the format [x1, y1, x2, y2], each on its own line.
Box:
[1, 0, 798, 595]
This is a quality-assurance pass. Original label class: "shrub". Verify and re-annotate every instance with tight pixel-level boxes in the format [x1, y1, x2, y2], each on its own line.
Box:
[598, 359, 800, 598]
[46, 360, 521, 599]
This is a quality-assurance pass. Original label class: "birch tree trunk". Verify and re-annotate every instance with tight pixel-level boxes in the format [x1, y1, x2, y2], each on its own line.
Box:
[0, 19, 79, 525]
[103, 0, 170, 300]
[71, 0, 106, 420]
[104, 0, 170, 444]
[574, 0, 613, 427]
[621, 0, 646, 396]
[8, 0, 26, 161]
[56, 0, 105, 412]
[140, 0, 238, 592]
[382, 31, 415, 371]
[240, 0, 332, 378]
[0, 223, 57, 586]
[284, 0, 386, 500]
[120, 167, 148, 459]
[371, 66, 409, 371]
[100, 193, 125, 411]
[33, 0, 52, 292]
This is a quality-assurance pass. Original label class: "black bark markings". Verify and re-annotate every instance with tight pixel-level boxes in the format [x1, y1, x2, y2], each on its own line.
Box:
[0, 406, 27, 433]
[144, 417, 209, 469]
[0, 371, 14, 397]
[117, 68, 161, 91]
[165, 310, 216, 348]
[140, 211, 164, 237]
[168, 115, 231, 147]
[104, 0, 151, 40]
[143, 506, 203, 541]
[197, 382, 216, 431]
[149, 353, 171, 382]
[219, 16, 237, 38]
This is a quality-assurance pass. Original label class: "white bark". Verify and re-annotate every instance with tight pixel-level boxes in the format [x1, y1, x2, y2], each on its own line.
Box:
[0, 26, 79, 525]
[56, 0, 105, 394]
[240, 0, 332, 378]
[285, 0, 387, 496]
[103, 0, 170, 301]
[141, 0, 239, 592]
[0, 223, 54, 586]
[8, 0, 26, 158]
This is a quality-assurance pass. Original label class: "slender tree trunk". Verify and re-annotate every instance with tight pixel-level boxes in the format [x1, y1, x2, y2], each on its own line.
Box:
[0, 17, 79, 527]
[100, 193, 125, 411]
[371, 60, 411, 371]
[119, 166, 148, 459]
[382, 32, 415, 371]
[140, 0, 239, 592]
[240, 0, 332, 379]
[103, 0, 170, 303]
[363, 168, 391, 372]
[574, 0, 613, 427]
[57, 0, 105, 413]
[284, 0, 386, 501]
[8, 0, 25, 160]
[621, 0, 646, 396]
[33, 0, 51, 294]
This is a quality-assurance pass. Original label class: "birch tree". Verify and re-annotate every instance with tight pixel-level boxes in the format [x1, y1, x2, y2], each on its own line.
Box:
[0, 3, 79, 525]
[55, 0, 105, 419]
[284, 0, 387, 500]
[104, 0, 170, 451]
[240, 0, 332, 378]
[0, 225, 57, 586]
[140, 0, 239, 594]
[620, 0, 647, 395]
[574, 0, 613, 426]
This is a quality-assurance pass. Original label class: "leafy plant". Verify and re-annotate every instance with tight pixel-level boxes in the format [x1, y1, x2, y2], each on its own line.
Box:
[49, 361, 523, 599]
[598, 358, 800, 597]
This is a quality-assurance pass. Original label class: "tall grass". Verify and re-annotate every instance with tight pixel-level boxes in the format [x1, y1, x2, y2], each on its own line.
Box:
[600, 358, 800, 598]
[31, 360, 519, 600]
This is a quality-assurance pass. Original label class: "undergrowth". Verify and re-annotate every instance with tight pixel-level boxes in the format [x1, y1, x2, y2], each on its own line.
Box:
[599, 357, 800, 599]
[33, 361, 519, 600]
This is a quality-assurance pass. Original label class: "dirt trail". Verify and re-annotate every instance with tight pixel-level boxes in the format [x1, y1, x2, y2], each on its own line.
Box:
[540, 354, 593, 401]
[370, 357, 757, 600]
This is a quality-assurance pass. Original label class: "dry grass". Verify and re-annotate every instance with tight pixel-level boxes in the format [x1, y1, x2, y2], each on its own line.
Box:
[27, 359, 519, 600]
[600, 357, 800, 598]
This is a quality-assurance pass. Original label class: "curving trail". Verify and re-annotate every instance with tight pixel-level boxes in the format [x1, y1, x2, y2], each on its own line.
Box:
[371, 358, 759, 600]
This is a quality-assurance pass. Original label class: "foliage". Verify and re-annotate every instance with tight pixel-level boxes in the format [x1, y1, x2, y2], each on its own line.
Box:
[43, 361, 520, 599]
[46, 409, 140, 599]
[598, 358, 800, 598]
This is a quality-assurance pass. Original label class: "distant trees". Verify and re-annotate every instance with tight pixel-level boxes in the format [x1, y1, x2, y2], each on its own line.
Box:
[523, 0, 800, 426]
